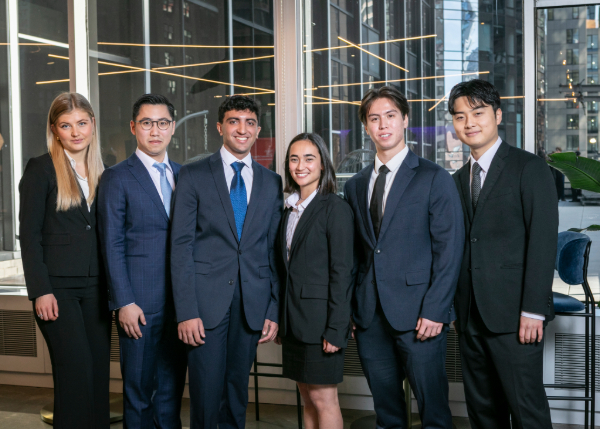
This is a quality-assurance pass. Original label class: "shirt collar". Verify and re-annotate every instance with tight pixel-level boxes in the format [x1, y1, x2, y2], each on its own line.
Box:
[136, 148, 172, 174]
[285, 187, 319, 211]
[64, 150, 87, 181]
[469, 137, 502, 173]
[220, 145, 253, 173]
[374, 145, 409, 175]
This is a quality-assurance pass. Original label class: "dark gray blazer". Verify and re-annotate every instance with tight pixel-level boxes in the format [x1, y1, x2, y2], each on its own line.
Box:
[170, 150, 283, 331]
[344, 149, 464, 331]
[276, 193, 354, 348]
[453, 141, 559, 333]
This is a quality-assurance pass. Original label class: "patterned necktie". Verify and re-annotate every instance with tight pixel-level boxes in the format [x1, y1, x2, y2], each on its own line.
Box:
[370, 164, 390, 240]
[153, 162, 173, 218]
[471, 162, 482, 210]
[230, 162, 247, 241]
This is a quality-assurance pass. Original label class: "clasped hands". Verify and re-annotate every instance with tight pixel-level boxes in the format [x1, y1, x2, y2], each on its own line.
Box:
[178, 317, 278, 346]
[350, 317, 444, 342]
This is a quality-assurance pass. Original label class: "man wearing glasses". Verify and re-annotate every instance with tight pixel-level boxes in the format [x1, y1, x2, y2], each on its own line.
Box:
[98, 94, 187, 428]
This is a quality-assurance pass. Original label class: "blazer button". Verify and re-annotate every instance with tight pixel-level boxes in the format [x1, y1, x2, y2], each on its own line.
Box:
[470, 238, 477, 243]
[229, 280, 234, 285]
[238, 249, 242, 255]
[375, 249, 381, 254]
[371, 280, 375, 285]
[86, 225, 91, 230]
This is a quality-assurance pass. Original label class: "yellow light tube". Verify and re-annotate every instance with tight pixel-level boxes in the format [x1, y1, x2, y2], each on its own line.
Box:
[318, 71, 489, 89]
[97, 42, 273, 49]
[339, 37, 408, 72]
[428, 93, 448, 111]
[305, 94, 360, 105]
[305, 34, 436, 53]
[153, 55, 274, 71]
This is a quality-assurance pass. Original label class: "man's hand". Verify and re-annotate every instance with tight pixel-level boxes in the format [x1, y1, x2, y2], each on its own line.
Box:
[415, 317, 443, 341]
[323, 339, 340, 353]
[351, 320, 357, 339]
[258, 319, 278, 344]
[118, 304, 146, 339]
[35, 294, 59, 321]
[519, 316, 544, 344]
[178, 318, 206, 346]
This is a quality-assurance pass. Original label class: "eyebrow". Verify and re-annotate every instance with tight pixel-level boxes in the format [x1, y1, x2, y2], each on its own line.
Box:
[453, 105, 486, 115]
[368, 109, 398, 117]
[290, 153, 317, 157]
[227, 117, 256, 121]
[138, 117, 170, 121]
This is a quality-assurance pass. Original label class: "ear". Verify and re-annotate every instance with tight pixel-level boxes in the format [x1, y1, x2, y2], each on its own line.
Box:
[171, 121, 176, 136]
[402, 114, 409, 128]
[256, 125, 261, 137]
[216, 122, 223, 136]
[364, 125, 369, 136]
[130, 120, 136, 136]
[495, 108, 503, 126]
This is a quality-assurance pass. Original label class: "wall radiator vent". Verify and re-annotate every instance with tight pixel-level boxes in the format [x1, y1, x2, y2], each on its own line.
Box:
[0, 310, 36, 357]
[343, 328, 464, 381]
[110, 319, 120, 363]
[554, 333, 600, 391]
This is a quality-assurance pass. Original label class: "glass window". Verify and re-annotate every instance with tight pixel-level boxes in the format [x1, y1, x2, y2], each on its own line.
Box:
[567, 135, 579, 151]
[588, 34, 598, 50]
[589, 74, 598, 84]
[567, 70, 579, 84]
[567, 114, 579, 130]
[548, 9, 554, 20]
[567, 49, 579, 65]
[573, 7, 579, 19]
[0, 0, 11, 249]
[91, 0, 276, 167]
[589, 116, 598, 133]
[588, 53, 598, 69]
[567, 29, 579, 44]
[589, 136, 598, 152]
[588, 101, 598, 113]
[589, 6, 596, 20]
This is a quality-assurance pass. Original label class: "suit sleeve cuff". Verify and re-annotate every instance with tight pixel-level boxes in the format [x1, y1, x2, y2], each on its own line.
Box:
[115, 303, 135, 310]
[521, 311, 545, 321]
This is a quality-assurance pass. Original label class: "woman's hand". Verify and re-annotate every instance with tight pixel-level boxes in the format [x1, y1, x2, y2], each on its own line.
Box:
[35, 294, 59, 321]
[323, 339, 340, 353]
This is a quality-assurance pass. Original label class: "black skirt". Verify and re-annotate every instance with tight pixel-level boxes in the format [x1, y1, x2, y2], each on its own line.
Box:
[282, 334, 345, 385]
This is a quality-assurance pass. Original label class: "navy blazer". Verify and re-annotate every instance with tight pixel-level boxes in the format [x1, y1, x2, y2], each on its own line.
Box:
[344, 149, 464, 331]
[97, 152, 181, 313]
[170, 150, 283, 331]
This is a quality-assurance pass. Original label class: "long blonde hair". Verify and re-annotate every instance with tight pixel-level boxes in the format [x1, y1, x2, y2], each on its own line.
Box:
[46, 93, 104, 211]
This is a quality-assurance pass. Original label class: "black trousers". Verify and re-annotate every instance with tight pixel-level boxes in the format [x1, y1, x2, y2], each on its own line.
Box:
[459, 301, 552, 429]
[35, 282, 112, 429]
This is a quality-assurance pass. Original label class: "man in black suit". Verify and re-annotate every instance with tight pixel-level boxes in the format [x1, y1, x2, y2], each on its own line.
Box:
[344, 86, 464, 428]
[450, 79, 558, 429]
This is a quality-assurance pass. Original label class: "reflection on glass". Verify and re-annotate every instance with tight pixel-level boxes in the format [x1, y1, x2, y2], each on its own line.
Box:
[89, 0, 275, 168]
[536, 5, 600, 159]
[303, 0, 524, 192]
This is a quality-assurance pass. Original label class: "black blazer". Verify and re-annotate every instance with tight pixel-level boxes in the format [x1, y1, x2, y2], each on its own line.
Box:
[453, 141, 559, 333]
[276, 192, 354, 348]
[19, 153, 101, 300]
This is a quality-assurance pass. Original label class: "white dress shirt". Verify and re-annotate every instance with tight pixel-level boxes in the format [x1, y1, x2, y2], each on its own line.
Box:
[367, 145, 409, 214]
[284, 188, 319, 260]
[469, 137, 544, 322]
[220, 145, 253, 204]
[135, 148, 175, 202]
[64, 150, 90, 209]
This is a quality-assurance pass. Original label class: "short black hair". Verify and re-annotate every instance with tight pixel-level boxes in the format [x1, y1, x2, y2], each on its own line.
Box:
[358, 86, 409, 125]
[284, 133, 337, 195]
[218, 95, 260, 124]
[132, 94, 175, 121]
[448, 79, 501, 115]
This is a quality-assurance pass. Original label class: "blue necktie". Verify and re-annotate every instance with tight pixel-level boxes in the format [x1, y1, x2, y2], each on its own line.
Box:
[153, 162, 173, 218]
[230, 162, 247, 241]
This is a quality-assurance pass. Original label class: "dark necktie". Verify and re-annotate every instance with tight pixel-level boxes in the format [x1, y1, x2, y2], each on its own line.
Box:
[230, 162, 247, 240]
[471, 162, 482, 210]
[370, 164, 390, 240]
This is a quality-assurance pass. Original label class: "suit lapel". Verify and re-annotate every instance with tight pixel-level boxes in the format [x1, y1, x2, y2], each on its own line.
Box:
[240, 161, 262, 242]
[169, 159, 181, 184]
[472, 141, 509, 220]
[128, 153, 169, 222]
[356, 166, 376, 246]
[209, 152, 239, 242]
[76, 188, 91, 224]
[289, 194, 326, 258]
[377, 150, 417, 240]
[280, 208, 291, 267]
[458, 165, 473, 224]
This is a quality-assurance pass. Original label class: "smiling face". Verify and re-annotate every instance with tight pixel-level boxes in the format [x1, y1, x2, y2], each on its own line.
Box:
[217, 109, 261, 160]
[451, 95, 502, 158]
[51, 108, 95, 157]
[130, 104, 175, 162]
[288, 139, 323, 195]
[364, 97, 409, 162]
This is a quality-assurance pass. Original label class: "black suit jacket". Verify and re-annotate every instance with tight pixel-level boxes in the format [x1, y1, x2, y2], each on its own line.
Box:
[276, 193, 354, 348]
[19, 153, 101, 300]
[453, 141, 558, 333]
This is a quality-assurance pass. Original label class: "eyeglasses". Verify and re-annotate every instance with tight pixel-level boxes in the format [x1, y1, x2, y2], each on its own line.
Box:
[136, 120, 173, 130]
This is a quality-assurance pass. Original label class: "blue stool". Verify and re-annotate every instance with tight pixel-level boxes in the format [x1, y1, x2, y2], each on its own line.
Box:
[545, 231, 595, 429]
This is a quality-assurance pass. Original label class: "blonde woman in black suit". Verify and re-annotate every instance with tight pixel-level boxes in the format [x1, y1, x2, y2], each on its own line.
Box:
[19, 93, 110, 428]
[275, 133, 354, 429]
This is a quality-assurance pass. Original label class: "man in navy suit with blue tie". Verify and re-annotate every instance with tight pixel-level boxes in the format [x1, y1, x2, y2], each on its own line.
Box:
[344, 86, 464, 428]
[98, 94, 187, 428]
[170, 96, 283, 429]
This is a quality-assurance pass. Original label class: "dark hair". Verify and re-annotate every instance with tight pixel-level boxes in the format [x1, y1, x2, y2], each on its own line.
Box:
[132, 94, 175, 121]
[284, 133, 336, 195]
[218, 95, 260, 124]
[358, 86, 409, 125]
[448, 79, 501, 115]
